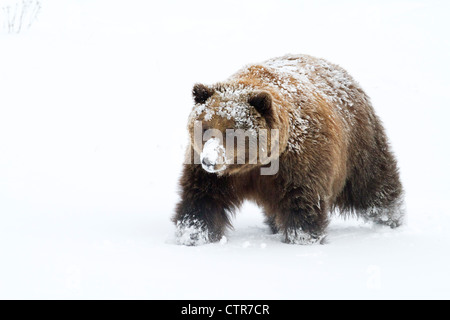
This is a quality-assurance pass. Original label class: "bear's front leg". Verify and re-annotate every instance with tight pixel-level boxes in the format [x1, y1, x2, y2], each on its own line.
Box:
[173, 164, 239, 246]
[278, 194, 329, 245]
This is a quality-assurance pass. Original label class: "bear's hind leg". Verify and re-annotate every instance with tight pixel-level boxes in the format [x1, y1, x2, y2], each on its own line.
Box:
[348, 133, 405, 228]
[360, 190, 405, 228]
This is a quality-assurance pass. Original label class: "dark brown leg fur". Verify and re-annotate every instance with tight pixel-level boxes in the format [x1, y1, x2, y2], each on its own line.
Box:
[173, 164, 241, 245]
[276, 190, 328, 244]
[256, 165, 329, 245]
[264, 214, 279, 234]
[337, 114, 404, 228]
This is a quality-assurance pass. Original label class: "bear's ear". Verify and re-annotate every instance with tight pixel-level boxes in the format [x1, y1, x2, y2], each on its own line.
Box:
[249, 91, 273, 117]
[193, 83, 214, 104]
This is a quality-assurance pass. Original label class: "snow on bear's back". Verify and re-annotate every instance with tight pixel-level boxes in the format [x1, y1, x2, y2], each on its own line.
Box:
[233, 54, 364, 111]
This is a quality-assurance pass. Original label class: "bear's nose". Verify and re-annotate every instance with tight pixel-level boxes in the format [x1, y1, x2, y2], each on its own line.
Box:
[202, 158, 215, 167]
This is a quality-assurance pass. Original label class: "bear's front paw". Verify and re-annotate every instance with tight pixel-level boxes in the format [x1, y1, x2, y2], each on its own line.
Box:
[284, 228, 325, 245]
[175, 217, 210, 246]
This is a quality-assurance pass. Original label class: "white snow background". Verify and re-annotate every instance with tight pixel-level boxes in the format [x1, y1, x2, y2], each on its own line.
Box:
[1, 0, 449, 299]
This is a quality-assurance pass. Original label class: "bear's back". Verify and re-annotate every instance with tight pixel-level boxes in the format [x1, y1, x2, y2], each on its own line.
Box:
[233, 54, 367, 114]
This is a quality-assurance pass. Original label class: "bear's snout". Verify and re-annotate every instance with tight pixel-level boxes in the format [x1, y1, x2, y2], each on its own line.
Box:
[200, 138, 227, 174]
[202, 157, 214, 167]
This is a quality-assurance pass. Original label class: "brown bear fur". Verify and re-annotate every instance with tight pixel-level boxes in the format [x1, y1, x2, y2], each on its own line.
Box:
[173, 54, 404, 245]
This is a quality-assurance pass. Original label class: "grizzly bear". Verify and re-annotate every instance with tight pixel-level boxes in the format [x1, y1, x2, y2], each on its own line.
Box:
[173, 54, 404, 245]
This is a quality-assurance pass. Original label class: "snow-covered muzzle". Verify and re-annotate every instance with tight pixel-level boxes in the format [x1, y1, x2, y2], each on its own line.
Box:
[187, 121, 280, 175]
[200, 138, 227, 173]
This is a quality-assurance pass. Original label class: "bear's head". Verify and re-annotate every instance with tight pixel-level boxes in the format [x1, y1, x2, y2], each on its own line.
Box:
[187, 83, 289, 176]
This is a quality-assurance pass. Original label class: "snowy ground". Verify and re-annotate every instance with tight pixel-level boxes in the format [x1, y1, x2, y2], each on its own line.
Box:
[1, 0, 450, 299]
